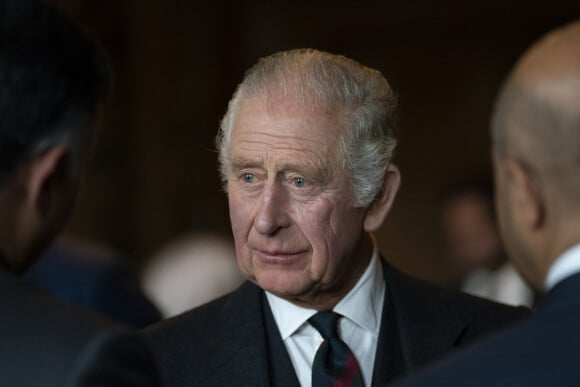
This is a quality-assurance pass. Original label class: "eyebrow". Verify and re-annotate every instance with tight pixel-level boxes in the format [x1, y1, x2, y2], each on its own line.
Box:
[229, 158, 264, 172]
[229, 157, 332, 183]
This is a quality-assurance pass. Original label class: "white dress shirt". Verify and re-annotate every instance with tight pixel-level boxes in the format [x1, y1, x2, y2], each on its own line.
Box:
[266, 237, 385, 387]
[545, 243, 580, 291]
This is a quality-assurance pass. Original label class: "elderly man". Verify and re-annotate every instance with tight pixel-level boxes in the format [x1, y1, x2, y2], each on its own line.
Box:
[0, 1, 158, 385]
[392, 20, 580, 387]
[145, 49, 528, 387]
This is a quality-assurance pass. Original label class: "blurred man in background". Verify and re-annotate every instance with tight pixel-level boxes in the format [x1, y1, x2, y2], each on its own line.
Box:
[0, 0, 158, 385]
[440, 178, 533, 306]
[393, 19, 580, 386]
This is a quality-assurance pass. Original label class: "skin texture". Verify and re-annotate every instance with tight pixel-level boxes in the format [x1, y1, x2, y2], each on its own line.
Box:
[226, 95, 398, 310]
[492, 21, 580, 290]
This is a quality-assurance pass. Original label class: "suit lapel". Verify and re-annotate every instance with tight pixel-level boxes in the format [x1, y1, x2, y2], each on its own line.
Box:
[372, 261, 466, 385]
[200, 282, 273, 386]
[371, 272, 407, 385]
[201, 282, 299, 387]
[262, 294, 301, 387]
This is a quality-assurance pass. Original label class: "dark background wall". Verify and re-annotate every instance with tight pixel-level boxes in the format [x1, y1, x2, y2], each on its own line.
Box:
[51, 0, 580, 285]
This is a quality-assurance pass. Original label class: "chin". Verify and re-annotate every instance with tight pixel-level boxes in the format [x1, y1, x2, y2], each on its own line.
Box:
[255, 270, 314, 298]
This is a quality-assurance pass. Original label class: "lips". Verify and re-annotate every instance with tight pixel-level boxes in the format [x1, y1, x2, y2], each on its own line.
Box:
[256, 249, 302, 258]
[252, 247, 307, 262]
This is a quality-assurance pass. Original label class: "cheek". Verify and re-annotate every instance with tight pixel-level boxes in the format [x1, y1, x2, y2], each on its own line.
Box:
[228, 191, 254, 253]
[228, 190, 251, 232]
[228, 192, 255, 276]
[302, 200, 365, 266]
[328, 207, 367, 258]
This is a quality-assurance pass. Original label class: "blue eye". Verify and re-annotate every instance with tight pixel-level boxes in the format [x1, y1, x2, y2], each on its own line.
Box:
[242, 173, 255, 184]
[293, 177, 306, 188]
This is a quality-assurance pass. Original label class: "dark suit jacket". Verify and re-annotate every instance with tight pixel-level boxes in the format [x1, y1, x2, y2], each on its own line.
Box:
[143, 261, 529, 386]
[25, 244, 162, 328]
[391, 272, 580, 386]
[0, 268, 159, 387]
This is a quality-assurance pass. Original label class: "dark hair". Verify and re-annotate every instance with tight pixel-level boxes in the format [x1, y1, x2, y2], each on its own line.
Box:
[0, 0, 110, 183]
[440, 177, 496, 221]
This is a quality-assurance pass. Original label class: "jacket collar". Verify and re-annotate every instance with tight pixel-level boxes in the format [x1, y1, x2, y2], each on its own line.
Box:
[373, 260, 467, 384]
[199, 280, 296, 386]
[201, 260, 470, 386]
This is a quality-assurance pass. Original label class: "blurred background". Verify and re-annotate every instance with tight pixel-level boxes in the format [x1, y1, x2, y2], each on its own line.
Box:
[48, 0, 580, 287]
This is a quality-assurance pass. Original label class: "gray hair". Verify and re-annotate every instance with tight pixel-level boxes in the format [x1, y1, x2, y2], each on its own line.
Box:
[216, 48, 397, 207]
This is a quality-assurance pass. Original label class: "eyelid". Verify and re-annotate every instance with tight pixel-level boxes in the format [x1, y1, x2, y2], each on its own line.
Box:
[286, 173, 318, 192]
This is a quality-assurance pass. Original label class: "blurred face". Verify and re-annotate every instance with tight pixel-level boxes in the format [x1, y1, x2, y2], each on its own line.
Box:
[442, 194, 502, 273]
[226, 96, 371, 308]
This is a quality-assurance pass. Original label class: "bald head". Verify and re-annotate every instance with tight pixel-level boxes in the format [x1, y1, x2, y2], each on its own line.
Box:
[491, 21, 580, 289]
[492, 21, 580, 189]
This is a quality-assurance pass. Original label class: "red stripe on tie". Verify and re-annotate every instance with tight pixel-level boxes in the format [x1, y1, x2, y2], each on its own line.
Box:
[333, 352, 360, 387]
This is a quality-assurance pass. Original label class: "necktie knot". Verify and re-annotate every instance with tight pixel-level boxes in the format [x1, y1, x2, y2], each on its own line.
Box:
[309, 311, 364, 387]
[309, 311, 340, 339]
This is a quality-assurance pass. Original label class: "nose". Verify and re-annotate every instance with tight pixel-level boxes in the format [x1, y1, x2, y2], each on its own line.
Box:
[254, 181, 290, 235]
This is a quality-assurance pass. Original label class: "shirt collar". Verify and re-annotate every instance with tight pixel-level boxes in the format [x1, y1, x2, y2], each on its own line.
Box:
[545, 242, 580, 291]
[266, 234, 385, 339]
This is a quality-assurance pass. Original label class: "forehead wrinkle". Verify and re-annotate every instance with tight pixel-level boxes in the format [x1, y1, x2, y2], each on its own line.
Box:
[231, 127, 332, 159]
[229, 94, 342, 184]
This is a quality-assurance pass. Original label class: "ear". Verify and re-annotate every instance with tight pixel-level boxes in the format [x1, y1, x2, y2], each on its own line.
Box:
[26, 146, 76, 220]
[505, 158, 545, 231]
[364, 163, 401, 232]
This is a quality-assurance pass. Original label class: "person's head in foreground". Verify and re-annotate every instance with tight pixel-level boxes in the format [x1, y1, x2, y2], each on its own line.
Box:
[491, 19, 580, 291]
[0, 0, 109, 272]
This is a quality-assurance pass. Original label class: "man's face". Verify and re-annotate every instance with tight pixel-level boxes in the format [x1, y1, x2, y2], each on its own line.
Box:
[226, 96, 370, 307]
[442, 194, 501, 273]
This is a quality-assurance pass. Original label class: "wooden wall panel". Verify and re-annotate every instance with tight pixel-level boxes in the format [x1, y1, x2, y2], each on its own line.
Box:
[51, 0, 580, 282]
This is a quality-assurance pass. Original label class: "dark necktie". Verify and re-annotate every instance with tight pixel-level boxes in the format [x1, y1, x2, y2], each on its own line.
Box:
[309, 311, 365, 387]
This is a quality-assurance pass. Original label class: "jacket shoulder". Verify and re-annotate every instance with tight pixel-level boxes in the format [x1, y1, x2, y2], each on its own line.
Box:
[0, 269, 159, 386]
[142, 283, 248, 345]
[386, 264, 530, 342]
[141, 282, 264, 386]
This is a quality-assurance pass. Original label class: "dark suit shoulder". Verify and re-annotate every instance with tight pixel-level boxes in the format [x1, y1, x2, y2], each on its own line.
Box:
[393, 276, 580, 387]
[385, 263, 530, 348]
[393, 265, 528, 309]
[142, 281, 264, 386]
[0, 269, 159, 386]
[67, 329, 160, 387]
[0, 268, 117, 341]
[143, 282, 247, 345]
